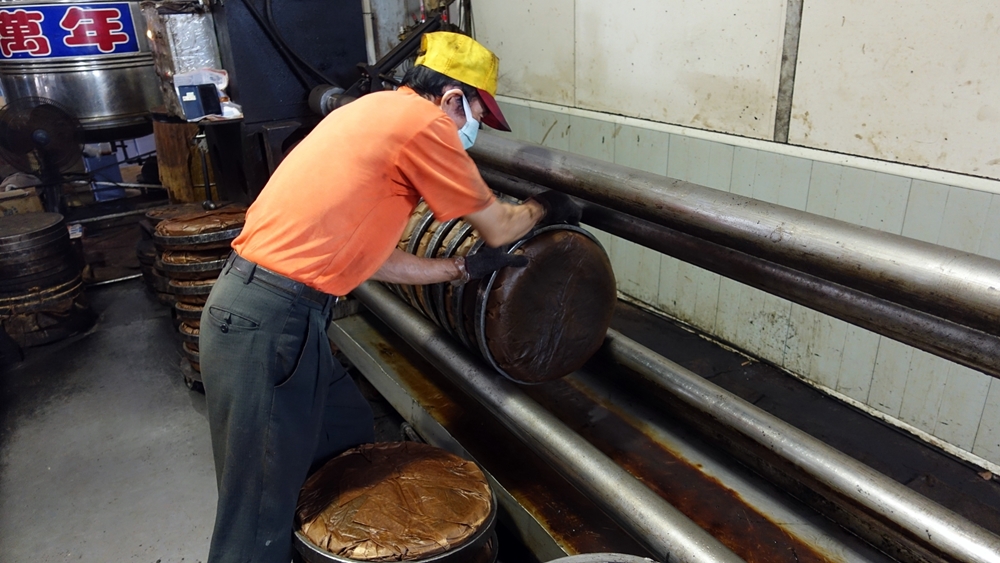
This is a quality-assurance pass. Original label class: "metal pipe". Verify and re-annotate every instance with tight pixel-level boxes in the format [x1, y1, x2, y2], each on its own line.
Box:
[479, 168, 1000, 378]
[469, 134, 1000, 338]
[351, 281, 746, 563]
[603, 328, 1000, 563]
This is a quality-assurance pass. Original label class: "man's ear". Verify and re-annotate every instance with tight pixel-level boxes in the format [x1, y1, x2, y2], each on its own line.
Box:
[440, 88, 466, 126]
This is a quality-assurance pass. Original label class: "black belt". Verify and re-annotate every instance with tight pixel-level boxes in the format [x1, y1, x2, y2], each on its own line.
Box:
[227, 253, 337, 309]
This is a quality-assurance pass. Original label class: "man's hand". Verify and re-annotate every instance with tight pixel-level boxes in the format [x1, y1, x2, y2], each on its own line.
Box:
[529, 190, 582, 227]
[464, 246, 528, 280]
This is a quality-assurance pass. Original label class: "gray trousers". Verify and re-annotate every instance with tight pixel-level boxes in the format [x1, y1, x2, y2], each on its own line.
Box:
[200, 260, 374, 563]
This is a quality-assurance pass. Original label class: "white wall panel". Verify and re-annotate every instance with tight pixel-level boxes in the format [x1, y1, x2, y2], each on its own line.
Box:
[835, 325, 880, 404]
[937, 187, 992, 253]
[864, 174, 910, 234]
[973, 380, 1000, 463]
[665, 136, 733, 332]
[528, 108, 570, 151]
[897, 351, 950, 435]
[934, 366, 991, 451]
[867, 339, 912, 418]
[474, 1, 576, 106]
[790, 2, 1000, 180]
[494, 101, 531, 143]
[977, 195, 1000, 261]
[568, 115, 616, 163]
[575, 0, 786, 139]
[901, 181, 950, 243]
[610, 125, 669, 305]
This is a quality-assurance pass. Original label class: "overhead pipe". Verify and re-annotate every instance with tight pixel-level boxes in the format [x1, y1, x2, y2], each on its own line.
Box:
[351, 281, 746, 563]
[469, 134, 1000, 340]
[478, 168, 1000, 378]
[603, 328, 1000, 563]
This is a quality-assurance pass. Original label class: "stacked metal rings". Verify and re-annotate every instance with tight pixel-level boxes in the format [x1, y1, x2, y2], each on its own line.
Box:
[0, 212, 94, 348]
[140, 204, 245, 390]
[391, 199, 617, 384]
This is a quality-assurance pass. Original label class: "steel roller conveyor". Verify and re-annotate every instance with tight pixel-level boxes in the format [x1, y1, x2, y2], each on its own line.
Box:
[468, 134, 1000, 379]
[351, 281, 746, 563]
[347, 282, 1000, 563]
[476, 167, 1000, 381]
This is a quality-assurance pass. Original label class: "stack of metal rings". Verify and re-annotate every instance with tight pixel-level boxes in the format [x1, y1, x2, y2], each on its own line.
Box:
[392, 198, 617, 384]
[150, 204, 246, 390]
[136, 203, 205, 306]
[0, 212, 94, 348]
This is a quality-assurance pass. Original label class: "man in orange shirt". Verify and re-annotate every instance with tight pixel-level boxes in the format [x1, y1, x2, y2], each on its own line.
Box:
[199, 32, 579, 563]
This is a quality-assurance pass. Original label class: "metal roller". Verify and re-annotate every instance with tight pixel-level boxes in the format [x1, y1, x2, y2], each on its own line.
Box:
[603, 329, 1000, 563]
[478, 168, 1000, 379]
[469, 134, 1000, 346]
[350, 281, 746, 563]
[391, 203, 616, 384]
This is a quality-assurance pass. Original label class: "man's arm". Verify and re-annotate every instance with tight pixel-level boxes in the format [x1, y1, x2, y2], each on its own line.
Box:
[464, 199, 545, 247]
[369, 247, 529, 285]
[369, 249, 463, 285]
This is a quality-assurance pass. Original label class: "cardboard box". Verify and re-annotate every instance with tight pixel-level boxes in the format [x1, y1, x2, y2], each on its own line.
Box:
[0, 188, 44, 216]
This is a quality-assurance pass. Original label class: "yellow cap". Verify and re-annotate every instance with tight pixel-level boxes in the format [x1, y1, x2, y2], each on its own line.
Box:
[414, 32, 510, 131]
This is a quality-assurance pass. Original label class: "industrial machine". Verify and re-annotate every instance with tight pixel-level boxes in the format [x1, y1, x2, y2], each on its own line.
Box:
[170, 3, 1000, 561]
[3, 1, 992, 561]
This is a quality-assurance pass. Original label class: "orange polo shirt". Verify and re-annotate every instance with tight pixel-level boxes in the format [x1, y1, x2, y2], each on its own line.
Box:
[231, 87, 495, 296]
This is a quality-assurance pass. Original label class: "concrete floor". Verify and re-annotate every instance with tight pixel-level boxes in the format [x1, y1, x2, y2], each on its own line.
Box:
[0, 281, 216, 563]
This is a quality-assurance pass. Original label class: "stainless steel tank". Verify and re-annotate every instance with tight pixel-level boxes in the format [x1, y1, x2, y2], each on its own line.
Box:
[0, 0, 163, 141]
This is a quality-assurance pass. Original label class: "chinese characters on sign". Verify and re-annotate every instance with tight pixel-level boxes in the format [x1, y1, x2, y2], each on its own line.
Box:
[61, 6, 131, 53]
[0, 3, 138, 59]
[0, 10, 50, 57]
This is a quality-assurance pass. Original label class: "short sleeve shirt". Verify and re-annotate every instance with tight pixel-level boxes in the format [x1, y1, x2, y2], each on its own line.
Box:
[231, 87, 495, 296]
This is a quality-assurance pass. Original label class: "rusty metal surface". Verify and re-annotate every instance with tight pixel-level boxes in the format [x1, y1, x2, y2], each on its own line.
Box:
[522, 378, 832, 563]
[331, 308, 899, 563]
[352, 282, 746, 563]
[330, 312, 650, 560]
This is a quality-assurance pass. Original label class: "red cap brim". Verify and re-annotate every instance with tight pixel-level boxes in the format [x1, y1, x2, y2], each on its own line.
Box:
[477, 89, 511, 132]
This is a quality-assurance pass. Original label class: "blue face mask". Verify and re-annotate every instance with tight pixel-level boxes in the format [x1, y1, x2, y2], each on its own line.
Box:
[457, 94, 479, 150]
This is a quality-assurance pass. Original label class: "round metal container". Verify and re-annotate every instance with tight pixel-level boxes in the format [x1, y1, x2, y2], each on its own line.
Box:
[177, 321, 198, 344]
[174, 293, 206, 306]
[293, 492, 497, 563]
[153, 227, 241, 251]
[157, 254, 227, 280]
[0, 0, 161, 140]
[181, 339, 198, 361]
[173, 300, 202, 327]
[168, 277, 214, 296]
[0, 275, 94, 347]
[393, 202, 616, 384]
[0, 212, 79, 297]
[144, 203, 208, 225]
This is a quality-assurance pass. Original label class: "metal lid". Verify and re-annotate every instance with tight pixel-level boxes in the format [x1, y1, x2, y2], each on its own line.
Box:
[0, 212, 64, 244]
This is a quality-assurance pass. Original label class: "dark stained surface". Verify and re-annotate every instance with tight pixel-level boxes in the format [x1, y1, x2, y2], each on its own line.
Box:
[360, 317, 652, 559]
[524, 377, 832, 563]
[609, 301, 1000, 536]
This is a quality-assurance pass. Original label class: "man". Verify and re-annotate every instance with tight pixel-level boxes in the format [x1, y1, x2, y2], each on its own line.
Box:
[199, 31, 579, 563]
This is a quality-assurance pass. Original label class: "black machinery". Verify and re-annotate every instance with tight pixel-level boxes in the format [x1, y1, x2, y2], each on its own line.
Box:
[206, 1, 451, 202]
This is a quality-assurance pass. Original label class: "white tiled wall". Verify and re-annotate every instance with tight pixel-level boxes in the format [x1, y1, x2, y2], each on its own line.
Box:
[493, 101, 1000, 469]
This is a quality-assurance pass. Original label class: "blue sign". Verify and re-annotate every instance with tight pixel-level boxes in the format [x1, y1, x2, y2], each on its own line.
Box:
[0, 3, 139, 59]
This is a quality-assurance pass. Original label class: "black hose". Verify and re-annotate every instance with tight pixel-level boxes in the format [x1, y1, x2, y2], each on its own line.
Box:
[238, 0, 313, 89]
[264, 0, 338, 86]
